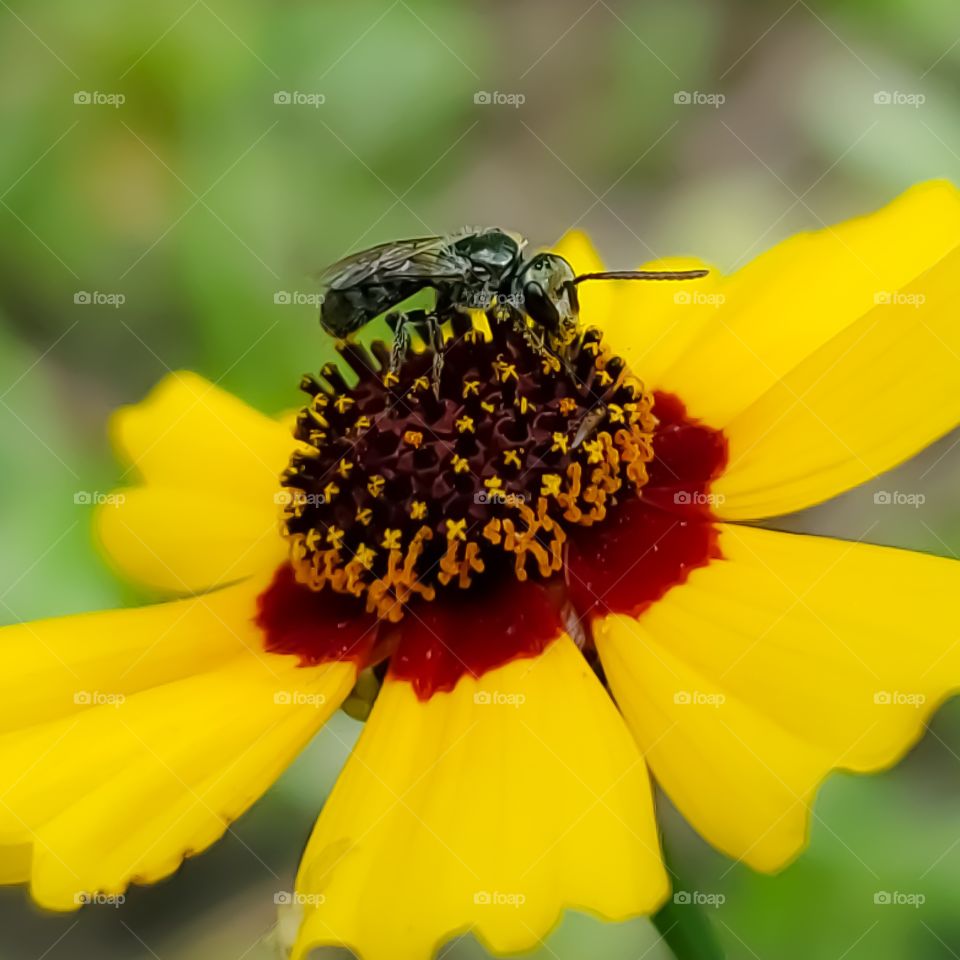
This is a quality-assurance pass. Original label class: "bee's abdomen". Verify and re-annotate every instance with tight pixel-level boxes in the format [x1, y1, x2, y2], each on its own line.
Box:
[320, 281, 436, 337]
[319, 288, 377, 337]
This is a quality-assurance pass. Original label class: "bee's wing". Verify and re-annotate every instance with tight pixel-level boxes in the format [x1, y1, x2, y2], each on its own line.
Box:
[318, 236, 469, 291]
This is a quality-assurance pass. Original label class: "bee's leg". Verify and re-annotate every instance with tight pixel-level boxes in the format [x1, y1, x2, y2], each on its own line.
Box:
[487, 305, 528, 345]
[484, 303, 515, 338]
[490, 307, 581, 387]
[507, 311, 563, 371]
[427, 314, 445, 399]
[385, 312, 412, 378]
[485, 298, 510, 328]
[555, 340, 581, 388]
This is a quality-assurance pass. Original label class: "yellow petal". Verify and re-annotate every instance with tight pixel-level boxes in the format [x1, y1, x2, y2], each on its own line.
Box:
[0, 845, 31, 884]
[0, 580, 355, 906]
[101, 372, 297, 593]
[111, 371, 294, 491]
[713, 242, 960, 518]
[17, 658, 352, 907]
[596, 523, 960, 872]
[552, 230, 617, 332]
[552, 230, 722, 380]
[646, 180, 960, 428]
[592, 256, 720, 386]
[0, 576, 270, 733]
[292, 636, 667, 960]
[96, 487, 286, 593]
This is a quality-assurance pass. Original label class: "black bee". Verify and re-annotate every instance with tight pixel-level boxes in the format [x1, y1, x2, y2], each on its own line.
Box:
[318, 228, 707, 393]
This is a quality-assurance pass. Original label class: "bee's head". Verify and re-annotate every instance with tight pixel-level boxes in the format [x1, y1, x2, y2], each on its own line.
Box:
[515, 250, 710, 353]
[518, 254, 580, 346]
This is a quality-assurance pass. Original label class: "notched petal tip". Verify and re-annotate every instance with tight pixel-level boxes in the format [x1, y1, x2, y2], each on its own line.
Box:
[594, 522, 960, 874]
[290, 637, 668, 960]
[0, 580, 356, 911]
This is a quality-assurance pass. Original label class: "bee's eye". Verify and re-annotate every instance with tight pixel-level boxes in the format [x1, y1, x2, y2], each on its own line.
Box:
[523, 281, 560, 331]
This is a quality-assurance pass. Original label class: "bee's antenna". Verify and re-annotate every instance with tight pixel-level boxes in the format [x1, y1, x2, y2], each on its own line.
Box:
[573, 269, 709, 284]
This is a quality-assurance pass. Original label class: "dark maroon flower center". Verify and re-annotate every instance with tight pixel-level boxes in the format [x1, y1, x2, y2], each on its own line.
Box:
[257, 321, 728, 700]
[280, 322, 655, 622]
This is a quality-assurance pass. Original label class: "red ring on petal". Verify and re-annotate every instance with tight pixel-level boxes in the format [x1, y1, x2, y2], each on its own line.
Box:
[566, 391, 728, 620]
[388, 575, 562, 700]
[256, 564, 378, 665]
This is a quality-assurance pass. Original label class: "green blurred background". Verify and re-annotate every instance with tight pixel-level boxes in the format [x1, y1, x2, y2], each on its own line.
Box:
[2, 0, 960, 957]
